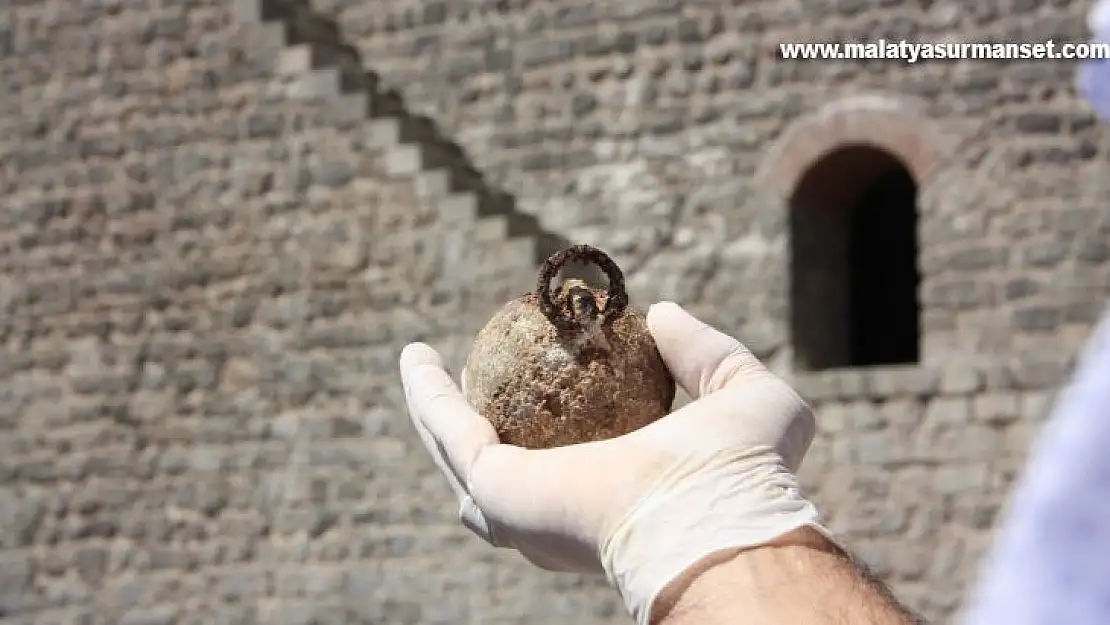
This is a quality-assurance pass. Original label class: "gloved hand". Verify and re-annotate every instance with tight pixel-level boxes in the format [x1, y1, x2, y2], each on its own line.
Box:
[400, 301, 830, 625]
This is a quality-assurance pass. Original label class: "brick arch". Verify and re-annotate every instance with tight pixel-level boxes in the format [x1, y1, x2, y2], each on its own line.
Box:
[760, 94, 942, 197]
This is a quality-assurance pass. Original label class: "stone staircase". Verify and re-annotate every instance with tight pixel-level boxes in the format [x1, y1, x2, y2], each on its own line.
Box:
[231, 0, 571, 284]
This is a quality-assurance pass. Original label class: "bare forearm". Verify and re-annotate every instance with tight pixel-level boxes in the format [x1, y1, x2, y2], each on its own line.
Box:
[650, 527, 922, 625]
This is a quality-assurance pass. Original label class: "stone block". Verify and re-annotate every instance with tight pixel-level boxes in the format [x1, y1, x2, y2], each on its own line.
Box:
[972, 392, 1021, 424]
[939, 363, 983, 394]
[232, 0, 265, 22]
[326, 93, 369, 127]
[366, 117, 401, 147]
[276, 46, 314, 76]
[385, 144, 422, 177]
[288, 69, 342, 100]
[865, 366, 939, 397]
[923, 397, 971, 426]
[414, 169, 452, 200]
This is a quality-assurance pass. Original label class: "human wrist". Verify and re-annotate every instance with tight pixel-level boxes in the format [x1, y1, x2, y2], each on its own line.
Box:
[598, 452, 825, 625]
[649, 525, 921, 625]
[649, 526, 842, 625]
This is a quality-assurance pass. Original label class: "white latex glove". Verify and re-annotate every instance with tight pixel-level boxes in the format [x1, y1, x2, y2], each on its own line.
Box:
[400, 301, 828, 625]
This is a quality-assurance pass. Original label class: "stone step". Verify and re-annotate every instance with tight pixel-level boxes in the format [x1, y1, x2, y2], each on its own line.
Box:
[235, 0, 373, 97]
[385, 144, 421, 177]
[236, 22, 288, 57]
[325, 92, 369, 127]
[279, 47, 373, 94]
[414, 169, 452, 200]
[275, 45, 313, 75]
[366, 118, 400, 147]
[287, 68, 341, 100]
[232, 0, 265, 22]
[232, 0, 563, 285]
[437, 194, 478, 224]
[474, 216, 508, 243]
[438, 231, 534, 284]
[468, 236, 537, 280]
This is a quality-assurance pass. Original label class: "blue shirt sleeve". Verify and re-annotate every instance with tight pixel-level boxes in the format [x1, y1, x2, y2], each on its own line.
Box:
[1079, 1, 1110, 123]
[959, 304, 1110, 625]
[1077, 42, 1110, 122]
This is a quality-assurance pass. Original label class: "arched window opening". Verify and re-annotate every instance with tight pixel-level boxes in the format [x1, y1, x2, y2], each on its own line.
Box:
[789, 144, 921, 371]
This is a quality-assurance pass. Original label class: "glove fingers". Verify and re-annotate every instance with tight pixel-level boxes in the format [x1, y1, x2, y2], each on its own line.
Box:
[400, 343, 499, 495]
[646, 302, 770, 398]
[468, 444, 609, 566]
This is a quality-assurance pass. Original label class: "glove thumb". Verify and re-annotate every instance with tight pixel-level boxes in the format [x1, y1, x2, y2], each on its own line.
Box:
[646, 302, 771, 398]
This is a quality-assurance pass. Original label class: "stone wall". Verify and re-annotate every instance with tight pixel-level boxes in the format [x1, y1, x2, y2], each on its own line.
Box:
[0, 2, 568, 623]
[1, 0, 1109, 624]
[320, 0, 1110, 364]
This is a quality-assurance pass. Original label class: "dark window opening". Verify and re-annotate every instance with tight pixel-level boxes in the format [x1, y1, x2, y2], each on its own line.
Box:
[789, 145, 921, 371]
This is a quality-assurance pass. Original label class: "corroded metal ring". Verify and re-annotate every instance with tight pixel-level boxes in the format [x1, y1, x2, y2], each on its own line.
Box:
[536, 244, 628, 331]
